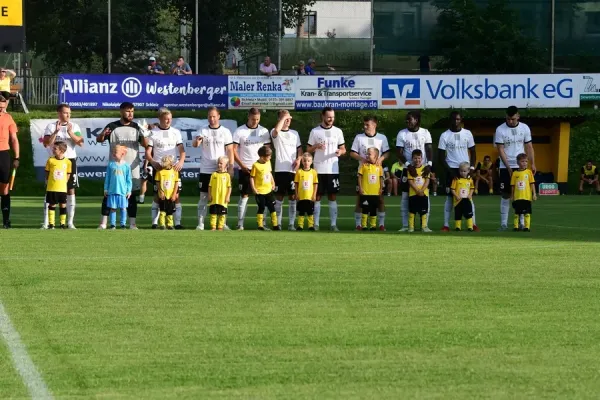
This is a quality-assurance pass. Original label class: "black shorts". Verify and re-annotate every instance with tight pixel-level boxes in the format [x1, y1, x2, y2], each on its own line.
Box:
[360, 195, 380, 215]
[317, 174, 340, 195]
[399, 168, 409, 193]
[142, 164, 154, 183]
[409, 195, 429, 215]
[499, 169, 511, 195]
[275, 172, 295, 196]
[67, 158, 79, 190]
[46, 191, 67, 205]
[513, 199, 532, 215]
[0, 150, 10, 184]
[255, 192, 276, 213]
[209, 204, 228, 215]
[296, 199, 314, 216]
[198, 173, 212, 193]
[159, 199, 176, 214]
[238, 169, 252, 196]
[454, 198, 474, 220]
[445, 168, 460, 196]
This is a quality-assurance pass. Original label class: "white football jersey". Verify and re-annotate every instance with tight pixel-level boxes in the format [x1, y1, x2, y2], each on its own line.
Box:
[351, 132, 390, 166]
[271, 129, 302, 172]
[307, 125, 345, 174]
[43, 122, 82, 159]
[148, 126, 183, 162]
[395, 128, 432, 164]
[196, 125, 233, 174]
[494, 122, 532, 169]
[232, 124, 271, 168]
[438, 128, 475, 168]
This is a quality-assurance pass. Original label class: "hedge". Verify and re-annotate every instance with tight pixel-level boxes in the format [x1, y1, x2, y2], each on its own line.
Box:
[10, 108, 600, 196]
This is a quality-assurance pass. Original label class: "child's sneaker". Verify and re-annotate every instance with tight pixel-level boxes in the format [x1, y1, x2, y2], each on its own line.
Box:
[167, 226, 174, 231]
[455, 228, 461, 231]
[398, 227, 409, 232]
[109, 225, 116, 230]
[296, 227, 303, 231]
[513, 227, 519, 232]
[48, 224, 55, 230]
[308, 227, 315, 231]
[257, 227, 265, 231]
[120, 225, 126, 230]
[523, 228, 530, 232]
[422, 227, 433, 233]
[369, 227, 376, 232]
[468, 228, 473, 232]
[160, 225, 166, 230]
[272, 226, 281, 231]
[408, 228, 414, 233]
[60, 224, 67, 229]
[152, 224, 158, 229]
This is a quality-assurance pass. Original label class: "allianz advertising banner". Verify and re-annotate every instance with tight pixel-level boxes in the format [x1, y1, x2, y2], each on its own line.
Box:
[30, 118, 238, 181]
[58, 74, 228, 109]
[379, 75, 581, 109]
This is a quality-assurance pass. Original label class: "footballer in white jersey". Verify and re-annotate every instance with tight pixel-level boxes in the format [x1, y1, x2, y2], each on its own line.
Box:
[395, 111, 434, 193]
[233, 109, 271, 196]
[494, 106, 535, 197]
[350, 115, 391, 230]
[438, 111, 476, 192]
[271, 110, 302, 198]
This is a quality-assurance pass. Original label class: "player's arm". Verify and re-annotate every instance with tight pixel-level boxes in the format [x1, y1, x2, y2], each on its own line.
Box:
[379, 174, 384, 195]
[336, 143, 346, 157]
[312, 173, 318, 201]
[207, 179, 213, 203]
[425, 143, 433, 167]
[530, 181, 537, 201]
[468, 146, 477, 170]
[438, 145, 450, 171]
[192, 132, 203, 147]
[226, 144, 234, 176]
[232, 143, 247, 171]
[4, 69, 15, 79]
[525, 142, 536, 174]
[175, 143, 186, 172]
[103, 165, 111, 195]
[67, 123, 84, 146]
[379, 137, 391, 166]
[125, 165, 132, 198]
[270, 172, 276, 191]
[97, 124, 112, 143]
[9, 130, 19, 168]
[497, 144, 512, 175]
[225, 179, 232, 203]
[306, 130, 322, 153]
[249, 166, 258, 194]
[145, 143, 160, 170]
[271, 112, 290, 138]
[357, 171, 364, 195]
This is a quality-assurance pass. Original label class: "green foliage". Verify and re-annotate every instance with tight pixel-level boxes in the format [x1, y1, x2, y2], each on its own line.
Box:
[432, 0, 547, 73]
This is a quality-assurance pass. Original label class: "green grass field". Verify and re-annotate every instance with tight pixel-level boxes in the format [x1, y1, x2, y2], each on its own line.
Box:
[1, 195, 600, 399]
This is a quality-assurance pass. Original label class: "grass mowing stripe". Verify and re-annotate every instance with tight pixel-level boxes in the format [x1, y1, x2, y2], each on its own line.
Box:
[0, 300, 53, 400]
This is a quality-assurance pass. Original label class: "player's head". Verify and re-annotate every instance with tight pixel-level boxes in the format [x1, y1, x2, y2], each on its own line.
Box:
[366, 147, 379, 164]
[301, 152, 313, 169]
[258, 145, 272, 161]
[505, 106, 520, 128]
[517, 153, 528, 169]
[406, 111, 420, 131]
[52, 141, 67, 157]
[321, 107, 335, 128]
[217, 155, 229, 172]
[119, 102, 135, 122]
[363, 115, 377, 134]
[247, 107, 261, 128]
[484, 155, 491, 163]
[113, 144, 127, 161]
[161, 155, 175, 169]
[411, 149, 423, 166]
[158, 107, 172, 128]
[586, 159, 594, 168]
[57, 104, 71, 122]
[449, 110, 462, 131]
[207, 106, 220, 127]
[277, 109, 292, 130]
[0, 95, 8, 112]
[459, 161, 470, 178]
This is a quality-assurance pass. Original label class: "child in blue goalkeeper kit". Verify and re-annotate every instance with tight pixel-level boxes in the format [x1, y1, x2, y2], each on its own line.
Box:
[103, 145, 132, 229]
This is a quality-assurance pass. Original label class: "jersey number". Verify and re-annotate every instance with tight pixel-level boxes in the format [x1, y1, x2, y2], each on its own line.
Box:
[332, 179, 340, 188]
[500, 183, 505, 190]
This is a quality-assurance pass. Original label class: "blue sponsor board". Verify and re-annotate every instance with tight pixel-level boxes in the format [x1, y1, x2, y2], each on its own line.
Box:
[58, 74, 228, 109]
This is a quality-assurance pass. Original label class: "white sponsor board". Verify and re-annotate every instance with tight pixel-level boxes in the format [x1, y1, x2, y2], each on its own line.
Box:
[30, 118, 238, 180]
[228, 76, 295, 109]
[579, 74, 600, 101]
[379, 74, 581, 109]
[294, 75, 379, 110]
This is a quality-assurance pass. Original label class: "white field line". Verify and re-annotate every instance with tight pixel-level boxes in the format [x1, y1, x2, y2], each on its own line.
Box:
[0, 300, 53, 399]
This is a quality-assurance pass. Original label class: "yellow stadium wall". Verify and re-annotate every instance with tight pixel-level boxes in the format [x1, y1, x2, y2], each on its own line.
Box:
[466, 120, 570, 183]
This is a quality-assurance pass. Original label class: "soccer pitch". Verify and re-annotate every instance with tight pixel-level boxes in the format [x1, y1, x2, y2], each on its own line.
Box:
[1, 195, 600, 399]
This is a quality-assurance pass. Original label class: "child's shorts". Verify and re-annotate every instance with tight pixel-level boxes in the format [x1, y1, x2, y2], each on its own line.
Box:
[454, 199, 473, 220]
[512, 200, 532, 215]
[409, 195, 429, 215]
[107, 194, 128, 209]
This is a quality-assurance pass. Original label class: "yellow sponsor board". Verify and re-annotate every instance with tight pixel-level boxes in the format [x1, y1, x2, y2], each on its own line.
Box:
[0, 0, 22, 26]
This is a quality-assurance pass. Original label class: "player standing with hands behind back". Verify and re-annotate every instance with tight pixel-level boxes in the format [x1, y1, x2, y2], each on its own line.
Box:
[494, 106, 536, 231]
[307, 107, 346, 231]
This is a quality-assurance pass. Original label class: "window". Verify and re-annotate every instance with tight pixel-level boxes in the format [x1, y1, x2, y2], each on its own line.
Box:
[586, 12, 600, 35]
[303, 12, 317, 36]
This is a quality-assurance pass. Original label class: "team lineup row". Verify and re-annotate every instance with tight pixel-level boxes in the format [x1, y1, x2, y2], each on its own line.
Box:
[6, 101, 537, 231]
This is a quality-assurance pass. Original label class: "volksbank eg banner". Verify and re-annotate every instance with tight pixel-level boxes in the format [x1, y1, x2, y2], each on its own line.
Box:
[58, 74, 228, 109]
[30, 118, 238, 181]
[379, 75, 580, 109]
[294, 76, 379, 110]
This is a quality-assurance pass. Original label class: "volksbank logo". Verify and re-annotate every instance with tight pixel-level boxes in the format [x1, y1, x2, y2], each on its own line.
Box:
[381, 78, 420, 106]
[425, 78, 574, 100]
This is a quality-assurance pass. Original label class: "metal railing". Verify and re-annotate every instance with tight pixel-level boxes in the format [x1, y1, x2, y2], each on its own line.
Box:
[14, 76, 58, 106]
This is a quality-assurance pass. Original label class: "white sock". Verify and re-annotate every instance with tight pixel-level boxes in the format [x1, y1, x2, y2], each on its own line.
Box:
[329, 201, 338, 227]
[175, 203, 182, 225]
[426, 196, 431, 226]
[100, 215, 108, 227]
[198, 193, 208, 225]
[444, 197, 452, 228]
[314, 201, 321, 226]
[275, 199, 283, 227]
[288, 200, 297, 227]
[378, 211, 385, 227]
[354, 212, 362, 227]
[129, 217, 136, 226]
[151, 201, 160, 225]
[139, 194, 145, 203]
[520, 214, 524, 226]
[501, 198, 510, 226]
[471, 200, 476, 225]
[237, 196, 249, 227]
[43, 201, 48, 226]
[401, 192, 409, 228]
[67, 195, 76, 225]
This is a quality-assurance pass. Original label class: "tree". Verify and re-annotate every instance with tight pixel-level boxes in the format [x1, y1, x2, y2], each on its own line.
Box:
[432, 0, 547, 74]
